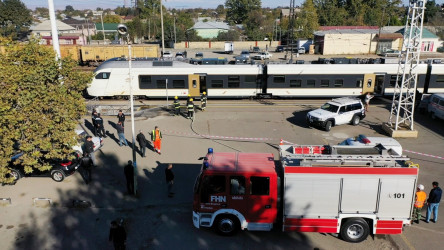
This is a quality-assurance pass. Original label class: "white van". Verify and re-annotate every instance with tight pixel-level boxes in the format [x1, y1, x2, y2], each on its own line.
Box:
[428, 93, 444, 120]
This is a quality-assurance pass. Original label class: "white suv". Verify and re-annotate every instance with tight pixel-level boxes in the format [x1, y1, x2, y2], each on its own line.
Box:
[427, 93, 444, 120]
[306, 97, 366, 131]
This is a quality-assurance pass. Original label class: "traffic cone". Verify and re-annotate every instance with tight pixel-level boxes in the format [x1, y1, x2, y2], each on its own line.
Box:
[280, 139, 284, 145]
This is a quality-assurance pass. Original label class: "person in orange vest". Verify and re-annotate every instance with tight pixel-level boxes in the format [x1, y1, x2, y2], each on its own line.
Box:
[413, 184, 427, 224]
[151, 126, 162, 155]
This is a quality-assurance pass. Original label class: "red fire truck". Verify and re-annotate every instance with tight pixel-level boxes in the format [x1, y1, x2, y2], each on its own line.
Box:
[192, 144, 419, 243]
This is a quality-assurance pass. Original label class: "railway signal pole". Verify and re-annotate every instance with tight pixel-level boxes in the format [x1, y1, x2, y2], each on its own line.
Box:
[383, 0, 427, 138]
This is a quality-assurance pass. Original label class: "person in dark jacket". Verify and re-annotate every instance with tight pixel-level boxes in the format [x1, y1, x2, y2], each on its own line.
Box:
[117, 110, 125, 127]
[117, 122, 128, 146]
[165, 164, 174, 197]
[80, 153, 94, 184]
[94, 113, 106, 137]
[92, 110, 98, 136]
[124, 160, 134, 195]
[426, 181, 442, 223]
[109, 220, 126, 250]
[136, 130, 147, 157]
[83, 136, 97, 166]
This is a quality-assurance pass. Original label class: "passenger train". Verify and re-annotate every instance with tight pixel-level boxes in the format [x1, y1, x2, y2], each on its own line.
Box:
[87, 59, 444, 99]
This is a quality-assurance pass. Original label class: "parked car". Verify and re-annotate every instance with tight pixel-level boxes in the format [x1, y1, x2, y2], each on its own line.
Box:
[195, 52, 204, 58]
[240, 50, 250, 59]
[427, 93, 444, 120]
[252, 46, 260, 53]
[234, 56, 248, 64]
[298, 47, 306, 54]
[175, 52, 184, 59]
[252, 51, 272, 60]
[379, 49, 401, 57]
[338, 134, 403, 156]
[306, 97, 366, 131]
[72, 129, 103, 157]
[162, 51, 173, 58]
[7, 152, 80, 182]
[275, 45, 284, 52]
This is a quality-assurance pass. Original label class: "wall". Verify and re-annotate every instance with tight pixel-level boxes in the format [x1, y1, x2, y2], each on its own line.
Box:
[322, 33, 378, 55]
[196, 29, 226, 39]
[174, 41, 280, 50]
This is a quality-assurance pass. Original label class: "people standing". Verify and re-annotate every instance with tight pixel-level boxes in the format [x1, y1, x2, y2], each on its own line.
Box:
[413, 184, 427, 224]
[136, 130, 147, 157]
[117, 110, 126, 127]
[151, 126, 162, 154]
[124, 160, 134, 195]
[200, 92, 207, 111]
[92, 110, 98, 136]
[84, 136, 97, 166]
[364, 92, 374, 112]
[187, 98, 194, 119]
[426, 181, 442, 223]
[80, 153, 94, 184]
[186, 94, 191, 106]
[117, 121, 128, 147]
[95, 113, 106, 137]
[165, 164, 174, 197]
[109, 220, 126, 250]
[173, 96, 181, 116]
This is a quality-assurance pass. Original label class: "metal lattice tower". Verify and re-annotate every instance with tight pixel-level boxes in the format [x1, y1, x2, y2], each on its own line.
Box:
[388, 0, 427, 131]
[285, 0, 296, 62]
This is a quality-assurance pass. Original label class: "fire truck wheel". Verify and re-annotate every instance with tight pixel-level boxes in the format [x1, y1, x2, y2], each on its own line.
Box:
[340, 218, 369, 243]
[214, 215, 239, 236]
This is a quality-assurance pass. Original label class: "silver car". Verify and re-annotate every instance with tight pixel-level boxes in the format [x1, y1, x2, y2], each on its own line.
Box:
[72, 129, 103, 157]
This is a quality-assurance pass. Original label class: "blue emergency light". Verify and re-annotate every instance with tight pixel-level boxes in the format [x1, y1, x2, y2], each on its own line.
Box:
[208, 148, 213, 154]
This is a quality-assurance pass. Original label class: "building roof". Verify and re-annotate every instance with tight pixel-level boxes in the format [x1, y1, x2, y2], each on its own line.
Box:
[320, 26, 379, 31]
[31, 20, 76, 32]
[95, 23, 119, 31]
[399, 27, 438, 39]
[377, 33, 403, 39]
[314, 28, 379, 36]
[192, 21, 230, 30]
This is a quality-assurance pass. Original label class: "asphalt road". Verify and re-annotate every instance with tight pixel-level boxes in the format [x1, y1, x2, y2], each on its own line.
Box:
[1, 100, 443, 250]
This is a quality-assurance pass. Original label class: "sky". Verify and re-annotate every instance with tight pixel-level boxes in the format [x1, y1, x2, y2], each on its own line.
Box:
[21, 0, 413, 11]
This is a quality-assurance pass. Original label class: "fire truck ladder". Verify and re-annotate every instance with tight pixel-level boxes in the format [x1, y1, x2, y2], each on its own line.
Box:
[387, 0, 426, 132]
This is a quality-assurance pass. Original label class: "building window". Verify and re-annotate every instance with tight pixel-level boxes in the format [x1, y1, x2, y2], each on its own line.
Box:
[139, 75, 151, 89]
[290, 79, 302, 88]
[95, 72, 111, 79]
[273, 75, 285, 83]
[334, 79, 343, 87]
[307, 79, 315, 87]
[228, 76, 240, 88]
[172, 80, 185, 88]
[211, 79, 223, 88]
[157, 79, 166, 89]
[321, 79, 330, 87]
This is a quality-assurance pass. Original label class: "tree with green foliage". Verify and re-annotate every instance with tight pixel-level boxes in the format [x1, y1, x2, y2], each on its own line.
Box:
[295, 0, 319, 39]
[0, 39, 93, 184]
[424, 0, 440, 23]
[225, 0, 261, 24]
[0, 0, 33, 40]
[65, 5, 74, 12]
[244, 9, 265, 40]
[216, 4, 226, 18]
[35, 7, 49, 18]
[216, 29, 240, 41]
[104, 15, 121, 23]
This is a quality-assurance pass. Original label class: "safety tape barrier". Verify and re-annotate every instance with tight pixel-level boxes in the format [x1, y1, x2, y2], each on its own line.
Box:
[404, 150, 444, 160]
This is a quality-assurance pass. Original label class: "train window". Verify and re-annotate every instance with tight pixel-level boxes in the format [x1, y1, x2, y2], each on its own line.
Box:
[389, 75, 399, 87]
[273, 75, 285, 83]
[95, 72, 111, 79]
[244, 75, 257, 83]
[334, 79, 343, 87]
[173, 80, 185, 88]
[139, 75, 152, 89]
[156, 80, 166, 88]
[356, 79, 363, 88]
[290, 80, 302, 88]
[307, 79, 315, 87]
[211, 80, 223, 88]
[320, 80, 329, 87]
[437, 75, 444, 83]
[228, 76, 240, 88]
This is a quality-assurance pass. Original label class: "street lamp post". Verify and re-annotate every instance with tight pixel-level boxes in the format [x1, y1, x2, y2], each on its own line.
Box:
[117, 24, 137, 196]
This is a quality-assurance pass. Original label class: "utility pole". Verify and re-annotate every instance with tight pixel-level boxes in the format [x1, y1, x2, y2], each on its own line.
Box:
[160, 0, 165, 57]
[383, 0, 427, 138]
[47, 0, 61, 60]
[286, 0, 296, 63]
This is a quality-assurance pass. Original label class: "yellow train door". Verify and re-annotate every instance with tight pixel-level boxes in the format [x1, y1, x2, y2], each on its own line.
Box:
[188, 74, 200, 97]
[362, 74, 376, 94]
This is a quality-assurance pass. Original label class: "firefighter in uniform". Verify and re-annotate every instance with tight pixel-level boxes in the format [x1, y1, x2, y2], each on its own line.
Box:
[186, 94, 191, 106]
[187, 98, 195, 119]
[200, 92, 207, 111]
[173, 96, 180, 116]
[413, 184, 427, 224]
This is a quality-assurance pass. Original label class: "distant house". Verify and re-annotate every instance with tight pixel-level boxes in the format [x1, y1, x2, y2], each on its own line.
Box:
[30, 20, 83, 45]
[62, 18, 96, 45]
[190, 21, 230, 39]
[95, 23, 119, 35]
[280, 8, 301, 20]
[378, 26, 440, 53]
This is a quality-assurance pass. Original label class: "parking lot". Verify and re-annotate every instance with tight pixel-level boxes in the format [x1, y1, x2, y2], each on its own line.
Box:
[1, 99, 443, 250]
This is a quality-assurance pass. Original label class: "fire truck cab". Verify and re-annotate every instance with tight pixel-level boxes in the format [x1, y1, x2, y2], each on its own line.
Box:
[193, 145, 419, 243]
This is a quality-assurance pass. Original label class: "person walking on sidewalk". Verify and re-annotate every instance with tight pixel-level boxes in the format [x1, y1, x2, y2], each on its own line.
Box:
[109, 220, 126, 250]
[426, 181, 442, 223]
[117, 110, 126, 127]
[151, 126, 162, 154]
[413, 184, 427, 223]
[124, 160, 134, 195]
[165, 164, 174, 197]
[173, 96, 181, 116]
[136, 130, 147, 157]
[117, 121, 128, 147]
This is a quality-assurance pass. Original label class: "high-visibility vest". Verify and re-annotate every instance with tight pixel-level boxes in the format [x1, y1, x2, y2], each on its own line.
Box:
[188, 102, 194, 111]
[415, 191, 427, 208]
[152, 130, 162, 141]
[201, 95, 207, 104]
[174, 99, 180, 108]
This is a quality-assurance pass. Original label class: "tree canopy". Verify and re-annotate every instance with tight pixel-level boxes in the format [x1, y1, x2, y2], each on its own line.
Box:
[0, 0, 32, 40]
[0, 39, 93, 184]
[225, 0, 261, 24]
[103, 15, 122, 23]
